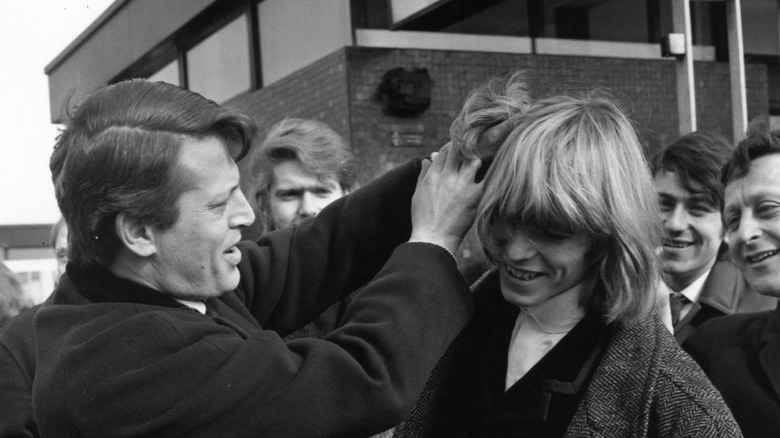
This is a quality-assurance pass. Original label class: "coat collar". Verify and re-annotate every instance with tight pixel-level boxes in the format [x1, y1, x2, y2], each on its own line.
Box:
[568, 314, 667, 437]
[62, 263, 189, 310]
[697, 258, 743, 314]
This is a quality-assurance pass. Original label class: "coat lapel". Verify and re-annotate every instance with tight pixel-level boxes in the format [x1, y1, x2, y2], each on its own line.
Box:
[697, 259, 740, 314]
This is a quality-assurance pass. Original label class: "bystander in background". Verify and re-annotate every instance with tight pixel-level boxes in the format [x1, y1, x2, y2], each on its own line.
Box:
[245, 118, 356, 238]
[245, 118, 357, 339]
[651, 131, 775, 343]
[0, 260, 30, 328]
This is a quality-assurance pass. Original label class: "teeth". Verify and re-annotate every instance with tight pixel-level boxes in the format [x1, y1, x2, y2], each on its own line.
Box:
[746, 250, 779, 263]
[505, 265, 542, 281]
[664, 241, 691, 249]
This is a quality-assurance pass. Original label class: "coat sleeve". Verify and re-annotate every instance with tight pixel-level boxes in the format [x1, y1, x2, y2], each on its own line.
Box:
[33, 157, 475, 437]
[237, 158, 424, 335]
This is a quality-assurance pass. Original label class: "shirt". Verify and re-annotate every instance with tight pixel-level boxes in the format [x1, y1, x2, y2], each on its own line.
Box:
[505, 286, 585, 390]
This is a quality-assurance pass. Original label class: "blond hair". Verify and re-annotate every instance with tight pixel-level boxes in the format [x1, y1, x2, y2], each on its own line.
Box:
[456, 75, 662, 323]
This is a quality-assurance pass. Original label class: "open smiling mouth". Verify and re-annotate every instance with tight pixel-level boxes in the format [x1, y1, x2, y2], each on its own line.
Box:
[746, 250, 779, 264]
[663, 240, 693, 249]
[504, 264, 544, 281]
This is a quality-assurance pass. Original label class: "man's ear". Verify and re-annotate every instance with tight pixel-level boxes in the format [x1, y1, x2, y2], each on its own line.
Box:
[115, 212, 157, 257]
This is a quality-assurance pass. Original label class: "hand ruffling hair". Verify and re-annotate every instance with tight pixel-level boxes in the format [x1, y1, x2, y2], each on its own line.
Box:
[449, 71, 533, 161]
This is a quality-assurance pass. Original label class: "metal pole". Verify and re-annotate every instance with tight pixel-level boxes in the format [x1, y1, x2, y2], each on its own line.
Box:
[673, 0, 696, 134]
[727, 0, 747, 141]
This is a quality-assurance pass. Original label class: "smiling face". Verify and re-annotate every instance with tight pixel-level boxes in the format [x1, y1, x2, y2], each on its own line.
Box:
[654, 170, 724, 291]
[493, 222, 594, 308]
[147, 136, 255, 300]
[267, 160, 344, 230]
[724, 154, 780, 298]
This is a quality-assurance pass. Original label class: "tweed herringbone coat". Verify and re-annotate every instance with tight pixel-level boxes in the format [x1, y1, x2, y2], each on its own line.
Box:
[393, 270, 743, 437]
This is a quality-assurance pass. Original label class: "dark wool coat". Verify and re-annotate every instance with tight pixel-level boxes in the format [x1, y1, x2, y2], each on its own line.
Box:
[673, 258, 776, 344]
[17, 160, 475, 438]
[393, 270, 743, 438]
[684, 304, 780, 438]
[0, 304, 40, 438]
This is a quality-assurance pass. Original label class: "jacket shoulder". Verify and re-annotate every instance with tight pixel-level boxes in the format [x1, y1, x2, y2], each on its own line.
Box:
[650, 333, 743, 436]
[573, 316, 741, 437]
[684, 310, 772, 360]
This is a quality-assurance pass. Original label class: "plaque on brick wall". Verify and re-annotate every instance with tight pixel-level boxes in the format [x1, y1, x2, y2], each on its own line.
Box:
[390, 131, 424, 148]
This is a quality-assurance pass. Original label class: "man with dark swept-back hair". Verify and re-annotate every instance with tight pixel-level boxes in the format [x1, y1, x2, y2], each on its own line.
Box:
[51, 81, 256, 269]
[651, 131, 775, 343]
[8, 79, 493, 437]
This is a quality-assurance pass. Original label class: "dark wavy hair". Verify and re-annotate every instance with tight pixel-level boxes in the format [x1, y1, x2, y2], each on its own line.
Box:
[51, 80, 256, 269]
[651, 131, 733, 210]
[721, 115, 780, 186]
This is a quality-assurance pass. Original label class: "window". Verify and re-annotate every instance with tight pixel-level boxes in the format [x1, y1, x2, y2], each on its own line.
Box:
[441, 0, 529, 36]
[187, 14, 251, 103]
[148, 59, 180, 86]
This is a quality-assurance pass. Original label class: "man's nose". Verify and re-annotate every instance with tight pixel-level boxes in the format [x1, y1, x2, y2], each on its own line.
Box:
[231, 191, 256, 228]
[298, 192, 320, 218]
[503, 232, 536, 261]
[731, 213, 762, 248]
[663, 205, 688, 232]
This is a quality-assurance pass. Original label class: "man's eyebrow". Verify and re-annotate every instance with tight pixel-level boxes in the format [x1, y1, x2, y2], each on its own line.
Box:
[207, 183, 239, 203]
[688, 193, 716, 203]
[274, 188, 303, 194]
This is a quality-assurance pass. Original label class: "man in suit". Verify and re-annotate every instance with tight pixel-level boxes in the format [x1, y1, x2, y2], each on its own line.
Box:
[685, 117, 780, 437]
[12, 79, 489, 437]
[651, 131, 775, 344]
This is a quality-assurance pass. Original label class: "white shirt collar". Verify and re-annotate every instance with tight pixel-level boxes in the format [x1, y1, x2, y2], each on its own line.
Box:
[505, 285, 586, 390]
[678, 267, 712, 304]
[175, 299, 207, 314]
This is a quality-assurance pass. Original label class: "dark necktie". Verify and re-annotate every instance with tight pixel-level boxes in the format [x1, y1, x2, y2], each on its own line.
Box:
[669, 292, 690, 327]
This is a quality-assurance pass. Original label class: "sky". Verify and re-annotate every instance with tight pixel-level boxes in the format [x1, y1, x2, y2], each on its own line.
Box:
[0, 1, 114, 225]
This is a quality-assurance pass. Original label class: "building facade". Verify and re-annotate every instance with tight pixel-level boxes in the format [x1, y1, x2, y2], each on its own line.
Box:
[45, 0, 780, 275]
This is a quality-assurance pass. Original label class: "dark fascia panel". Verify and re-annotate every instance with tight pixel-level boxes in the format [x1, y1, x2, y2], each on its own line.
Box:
[393, 0, 500, 31]
[45, 0, 219, 123]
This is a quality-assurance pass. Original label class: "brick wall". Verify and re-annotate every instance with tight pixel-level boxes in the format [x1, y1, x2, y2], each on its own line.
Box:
[346, 47, 768, 180]
[230, 45, 768, 187]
